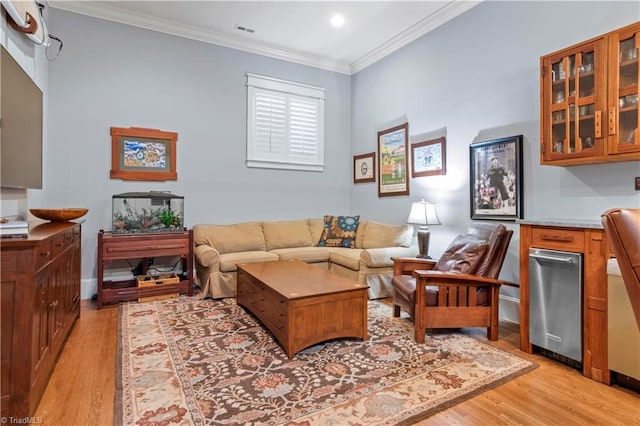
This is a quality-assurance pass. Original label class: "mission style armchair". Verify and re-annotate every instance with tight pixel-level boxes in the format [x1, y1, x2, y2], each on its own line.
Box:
[392, 222, 513, 343]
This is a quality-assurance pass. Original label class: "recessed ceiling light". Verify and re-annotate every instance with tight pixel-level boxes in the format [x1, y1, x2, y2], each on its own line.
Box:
[330, 14, 345, 27]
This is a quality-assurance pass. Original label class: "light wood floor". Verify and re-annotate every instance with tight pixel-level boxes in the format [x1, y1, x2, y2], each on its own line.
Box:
[34, 300, 639, 425]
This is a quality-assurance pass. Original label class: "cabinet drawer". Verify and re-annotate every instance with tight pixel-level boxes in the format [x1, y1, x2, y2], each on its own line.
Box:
[531, 227, 584, 251]
[64, 229, 77, 246]
[102, 237, 189, 260]
[259, 289, 287, 326]
[51, 234, 66, 257]
[35, 240, 53, 271]
[1, 250, 17, 273]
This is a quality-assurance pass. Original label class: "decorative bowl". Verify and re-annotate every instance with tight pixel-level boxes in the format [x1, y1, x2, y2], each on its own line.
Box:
[30, 208, 89, 222]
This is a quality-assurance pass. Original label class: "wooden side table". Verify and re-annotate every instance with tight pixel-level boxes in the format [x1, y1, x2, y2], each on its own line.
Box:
[97, 229, 193, 308]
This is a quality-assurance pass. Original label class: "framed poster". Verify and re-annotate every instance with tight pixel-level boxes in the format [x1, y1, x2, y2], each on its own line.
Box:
[469, 135, 523, 220]
[411, 137, 446, 177]
[353, 152, 375, 183]
[377, 123, 409, 197]
[110, 127, 178, 181]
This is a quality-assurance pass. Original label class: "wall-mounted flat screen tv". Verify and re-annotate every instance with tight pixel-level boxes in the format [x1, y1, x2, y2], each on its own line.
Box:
[1, 45, 43, 189]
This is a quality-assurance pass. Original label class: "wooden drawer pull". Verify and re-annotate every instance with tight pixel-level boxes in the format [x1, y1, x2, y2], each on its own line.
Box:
[40, 251, 51, 257]
[541, 234, 573, 242]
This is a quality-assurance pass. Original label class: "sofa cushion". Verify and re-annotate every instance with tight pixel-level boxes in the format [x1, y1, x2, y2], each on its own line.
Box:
[361, 221, 413, 249]
[263, 220, 313, 250]
[317, 215, 360, 248]
[308, 218, 324, 245]
[329, 248, 363, 270]
[219, 251, 279, 272]
[434, 235, 489, 274]
[270, 247, 331, 263]
[355, 221, 367, 249]
[194, 222, 266, 254]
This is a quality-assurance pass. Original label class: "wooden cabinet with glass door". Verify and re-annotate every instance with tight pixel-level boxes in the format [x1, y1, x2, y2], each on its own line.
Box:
[608, 23, 640, 156]
[540, 22, 640, 166]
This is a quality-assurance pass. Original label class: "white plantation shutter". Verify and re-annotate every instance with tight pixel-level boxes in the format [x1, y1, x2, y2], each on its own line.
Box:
[253, 90, 287, 159]
[247, 74, 325, 171]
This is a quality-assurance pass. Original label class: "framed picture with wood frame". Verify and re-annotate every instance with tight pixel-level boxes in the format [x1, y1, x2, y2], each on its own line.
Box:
[411, 137, 446, 178]
[377, 122, 409, 197]
[469, 135, 523, 221]
[110, 127, 178, 181]
[353, 152, 375, 183]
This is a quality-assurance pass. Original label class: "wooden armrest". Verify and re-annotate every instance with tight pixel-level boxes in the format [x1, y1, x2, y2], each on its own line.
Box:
[393, 257, 437, 275]
[413, 270, 504, 287]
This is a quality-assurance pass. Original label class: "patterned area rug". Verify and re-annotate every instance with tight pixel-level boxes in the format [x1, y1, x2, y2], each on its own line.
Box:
[116, 297, 536, 425]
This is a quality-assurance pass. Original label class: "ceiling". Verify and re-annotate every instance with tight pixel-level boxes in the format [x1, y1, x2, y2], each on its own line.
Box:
[49, 1, 481, 74]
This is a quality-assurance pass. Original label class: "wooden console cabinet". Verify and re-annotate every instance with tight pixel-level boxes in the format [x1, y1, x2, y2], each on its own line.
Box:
[97, 229, 193, 308]
[519, 221, 610, 384]
[1, 222, 82, 418]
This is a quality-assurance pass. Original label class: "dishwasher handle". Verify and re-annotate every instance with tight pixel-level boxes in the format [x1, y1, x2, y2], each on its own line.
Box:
[529, 253, 576, 264]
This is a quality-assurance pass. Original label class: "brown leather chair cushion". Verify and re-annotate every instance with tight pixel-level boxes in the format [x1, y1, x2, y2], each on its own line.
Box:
[434, 235, 489, 274]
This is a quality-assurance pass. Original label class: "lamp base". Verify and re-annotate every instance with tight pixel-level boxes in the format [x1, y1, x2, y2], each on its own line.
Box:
[416, 226, 431, 259]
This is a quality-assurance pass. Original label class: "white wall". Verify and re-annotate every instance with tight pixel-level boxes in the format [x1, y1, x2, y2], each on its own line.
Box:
[24, 2, 640, 304]
[350, 1, 640, 321]
[47, 10, 352, 299]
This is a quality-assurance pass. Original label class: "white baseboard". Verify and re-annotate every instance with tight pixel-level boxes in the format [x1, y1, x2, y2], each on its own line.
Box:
[81, 278, 97, 300]
[499, 294, 520, 324]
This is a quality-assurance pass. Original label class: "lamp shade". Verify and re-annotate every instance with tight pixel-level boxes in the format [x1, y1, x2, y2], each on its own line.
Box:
[407, 200, 440, 226]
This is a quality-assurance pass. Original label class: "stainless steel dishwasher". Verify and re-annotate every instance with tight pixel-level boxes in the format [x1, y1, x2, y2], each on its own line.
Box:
[529, 248, 583, 362]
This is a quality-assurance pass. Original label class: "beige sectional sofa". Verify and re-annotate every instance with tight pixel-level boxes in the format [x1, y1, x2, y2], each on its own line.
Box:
[193, 218, 418, 300]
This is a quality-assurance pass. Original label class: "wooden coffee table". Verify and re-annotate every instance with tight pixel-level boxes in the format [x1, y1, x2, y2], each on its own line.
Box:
[237, 260, 369, 358]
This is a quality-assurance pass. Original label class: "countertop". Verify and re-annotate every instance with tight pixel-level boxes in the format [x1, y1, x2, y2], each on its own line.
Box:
[516, 218, 604, 229]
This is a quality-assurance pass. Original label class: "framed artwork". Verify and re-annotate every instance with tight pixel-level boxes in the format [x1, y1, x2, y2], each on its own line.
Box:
[110, 127, 178, 181]
[353, 152, 375, 183]
[469, 135, 523, 220]
[377, 123, 409, 197]
[411, 137, 446, 177]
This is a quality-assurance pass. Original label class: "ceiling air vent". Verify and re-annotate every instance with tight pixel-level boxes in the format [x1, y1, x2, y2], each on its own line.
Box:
[234, 25, 255, 34]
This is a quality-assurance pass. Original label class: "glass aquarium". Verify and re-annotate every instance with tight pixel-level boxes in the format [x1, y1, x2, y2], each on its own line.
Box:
[112, 191, 184, 234]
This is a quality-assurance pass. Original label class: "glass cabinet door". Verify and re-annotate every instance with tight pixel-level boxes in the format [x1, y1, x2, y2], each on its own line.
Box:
[609, 26, 640, 154]
[542, 39, 605, 161]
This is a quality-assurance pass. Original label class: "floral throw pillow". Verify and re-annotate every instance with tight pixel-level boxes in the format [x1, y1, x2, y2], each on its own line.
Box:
[317, 215, 360, 248]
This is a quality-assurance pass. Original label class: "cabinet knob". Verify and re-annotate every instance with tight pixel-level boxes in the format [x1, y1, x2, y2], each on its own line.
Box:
[41, 251, 51, 257]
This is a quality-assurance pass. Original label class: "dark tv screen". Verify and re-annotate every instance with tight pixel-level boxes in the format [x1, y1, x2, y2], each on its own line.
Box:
[1, 45, 43, 189]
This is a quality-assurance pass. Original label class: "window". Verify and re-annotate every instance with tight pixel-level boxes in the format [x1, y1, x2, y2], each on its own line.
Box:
[246, 73, 325, 171]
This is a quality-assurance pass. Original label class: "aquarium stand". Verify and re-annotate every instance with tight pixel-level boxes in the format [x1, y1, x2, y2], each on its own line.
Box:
[96, 229, 193, 308]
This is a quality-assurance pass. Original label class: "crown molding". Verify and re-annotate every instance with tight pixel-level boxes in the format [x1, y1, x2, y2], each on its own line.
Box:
[349, 0, 483, 74]
[50, 1, 481, 76]
[49, 1, 352, 74]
